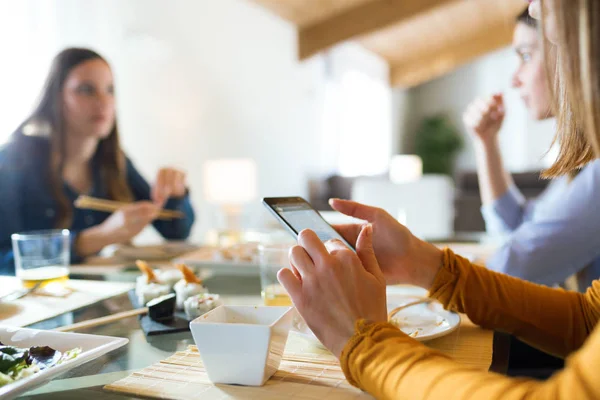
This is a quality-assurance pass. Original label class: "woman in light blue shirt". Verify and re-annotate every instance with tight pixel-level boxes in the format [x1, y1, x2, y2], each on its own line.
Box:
[463, 9, 600, 290]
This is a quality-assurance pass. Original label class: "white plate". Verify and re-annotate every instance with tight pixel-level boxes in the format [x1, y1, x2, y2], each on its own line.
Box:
[0, 325, 128, 400]
[293, 286, 460, 346]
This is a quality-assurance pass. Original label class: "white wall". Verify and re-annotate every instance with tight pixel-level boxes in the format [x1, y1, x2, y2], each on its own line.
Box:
[0, 0, 334, 242]
[321, 43, 393, 177]
[399, 47, 556, 172]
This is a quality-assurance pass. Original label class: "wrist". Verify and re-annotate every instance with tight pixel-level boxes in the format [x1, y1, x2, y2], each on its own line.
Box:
[474, 136, 500, 153]
[170, 188, 189, 201]
[408, 239, 443, 290]
[75, 225, 115, 257]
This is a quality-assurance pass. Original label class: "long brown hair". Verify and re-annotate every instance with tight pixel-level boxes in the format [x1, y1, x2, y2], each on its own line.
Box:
[543, 0, 600, 177]
[22, 48, 133, 228]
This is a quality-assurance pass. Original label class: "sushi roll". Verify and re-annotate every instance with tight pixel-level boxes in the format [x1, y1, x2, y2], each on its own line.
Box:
[157, 268, 183, 291]
[135, 260, 170, 306]
[183, 293, 222, 320]
[174, 264, 207, 309]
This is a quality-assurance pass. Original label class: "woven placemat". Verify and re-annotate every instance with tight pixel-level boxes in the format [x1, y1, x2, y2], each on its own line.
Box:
[105, 319, 492, 400]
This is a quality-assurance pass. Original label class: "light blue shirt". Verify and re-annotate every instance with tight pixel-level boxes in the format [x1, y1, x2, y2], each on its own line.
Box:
[481, 160, 600, 290]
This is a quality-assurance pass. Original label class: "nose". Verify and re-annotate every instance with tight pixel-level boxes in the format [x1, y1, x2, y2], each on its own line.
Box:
[95, 91, 114, 110]
[511, 70, 522, 89]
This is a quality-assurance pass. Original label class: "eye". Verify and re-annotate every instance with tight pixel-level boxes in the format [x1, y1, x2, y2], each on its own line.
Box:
[76, 84, 95, 96]
[521, 53, 532, 63]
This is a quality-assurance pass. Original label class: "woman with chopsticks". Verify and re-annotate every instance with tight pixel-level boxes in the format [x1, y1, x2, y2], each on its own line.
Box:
[281, 1, 600, 399]
[0, 48, 195, 275]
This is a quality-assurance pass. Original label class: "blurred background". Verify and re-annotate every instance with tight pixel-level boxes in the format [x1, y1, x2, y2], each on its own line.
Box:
[0, 0, 555, 243]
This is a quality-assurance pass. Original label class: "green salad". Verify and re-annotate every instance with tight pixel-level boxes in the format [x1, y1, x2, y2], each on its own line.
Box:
[0, 342, 81, 388]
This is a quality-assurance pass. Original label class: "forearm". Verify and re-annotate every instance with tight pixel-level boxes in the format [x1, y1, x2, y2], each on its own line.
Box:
[342, 320, 599, 400]
[474, 138, 515, 205]
[431, 249, 595, 357]
[74, 226, 114, 258]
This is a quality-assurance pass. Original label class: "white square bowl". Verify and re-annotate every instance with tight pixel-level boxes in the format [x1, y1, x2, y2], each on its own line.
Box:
[0, 325, 128, 400]
[189, 305, 294, 386]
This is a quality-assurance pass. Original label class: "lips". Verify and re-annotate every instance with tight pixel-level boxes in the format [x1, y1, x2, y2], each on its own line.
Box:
[91, 115, 109, 123]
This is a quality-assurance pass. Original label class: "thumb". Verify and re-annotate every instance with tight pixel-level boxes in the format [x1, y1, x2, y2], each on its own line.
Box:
[355, 224, 382, 278]
[277, 268, 302, 306]
[151, 185, 164, 207]
[493, 93, 505, 108]
[329, 198, 377, 222]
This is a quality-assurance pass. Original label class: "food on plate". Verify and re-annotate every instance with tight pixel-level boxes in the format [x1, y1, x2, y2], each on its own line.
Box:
[0, 342, 80, 388]
[134, 260, 182, 291]
[184, 294, 222, 320]
[146, 293, 176, 321]
[174, 264, 207, 309]
[135, 260, 159, 287]
[156, 269, 183, 291]
[135, 260, 170, 306]
[133, 260, 221, 320]
[213, 243, 258, 263]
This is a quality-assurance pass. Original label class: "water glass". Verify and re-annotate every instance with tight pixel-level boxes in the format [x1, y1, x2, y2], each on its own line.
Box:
[11, 229, 70, 288]
[258, 244, 293, 306]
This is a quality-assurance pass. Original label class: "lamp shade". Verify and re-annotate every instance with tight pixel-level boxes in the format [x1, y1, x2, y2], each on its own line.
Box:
[389, 155, 423, 184]
[203, 158, 258, 205]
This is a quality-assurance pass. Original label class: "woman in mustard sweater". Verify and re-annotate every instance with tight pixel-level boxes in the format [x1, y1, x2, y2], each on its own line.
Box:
[278, 1, 600, 398]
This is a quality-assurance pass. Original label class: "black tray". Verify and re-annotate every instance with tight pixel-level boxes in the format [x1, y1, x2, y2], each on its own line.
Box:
[127, 289, 191, 336]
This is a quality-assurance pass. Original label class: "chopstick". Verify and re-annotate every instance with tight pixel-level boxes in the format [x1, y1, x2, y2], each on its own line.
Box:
[53, 307, 149, 332]
[74, 195, 184, 220]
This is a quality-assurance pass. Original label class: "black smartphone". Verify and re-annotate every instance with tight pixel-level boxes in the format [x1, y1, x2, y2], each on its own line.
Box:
[262, 196, 355, 251]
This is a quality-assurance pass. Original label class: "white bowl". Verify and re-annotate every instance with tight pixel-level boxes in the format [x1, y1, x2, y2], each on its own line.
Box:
[189, 305, 294, 386]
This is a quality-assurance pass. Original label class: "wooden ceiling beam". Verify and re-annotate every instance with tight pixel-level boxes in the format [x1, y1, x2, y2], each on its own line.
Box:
[298, 0, 455, 60]
[389, 22, 515, 88]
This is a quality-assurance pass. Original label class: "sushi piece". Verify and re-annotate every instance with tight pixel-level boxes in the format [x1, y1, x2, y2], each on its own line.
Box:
[135, 260, 170, 306]
[147, 293, 176, 322]
[183, 293, 222, 320]
[135, 260, 159, 289]
[157, 268, 183, 291]
[174, 264, 207, 309]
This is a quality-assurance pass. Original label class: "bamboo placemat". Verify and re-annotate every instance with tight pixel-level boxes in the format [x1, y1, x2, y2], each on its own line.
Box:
[105, 319, 493, 400]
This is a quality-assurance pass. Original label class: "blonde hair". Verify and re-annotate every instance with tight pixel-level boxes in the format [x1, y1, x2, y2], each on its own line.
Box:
[543, 0, 600, 177]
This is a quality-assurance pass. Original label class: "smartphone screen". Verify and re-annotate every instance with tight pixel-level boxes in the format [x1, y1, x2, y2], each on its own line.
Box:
[263, 197, 355, 250]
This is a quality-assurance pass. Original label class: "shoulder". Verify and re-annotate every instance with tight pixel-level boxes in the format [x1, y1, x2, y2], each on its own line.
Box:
[570, 159, 600, 189]
[0, 133, 48, 169]
[582, 159, 600, 174]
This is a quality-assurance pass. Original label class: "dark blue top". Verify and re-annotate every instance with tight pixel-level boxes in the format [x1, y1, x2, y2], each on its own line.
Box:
[0, 133, 195, 275]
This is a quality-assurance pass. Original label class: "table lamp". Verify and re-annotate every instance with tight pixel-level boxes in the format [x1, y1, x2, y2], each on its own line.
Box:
[389, 155, 423, 184]
[203, 158, 258, 243]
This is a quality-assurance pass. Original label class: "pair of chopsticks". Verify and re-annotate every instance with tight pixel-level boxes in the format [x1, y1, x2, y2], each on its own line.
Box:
[74, 195, 184, 220]
[53, 307, 149, 332]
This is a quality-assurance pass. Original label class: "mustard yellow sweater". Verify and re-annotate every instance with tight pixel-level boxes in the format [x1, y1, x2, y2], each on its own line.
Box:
[340, 249, 600, 399]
